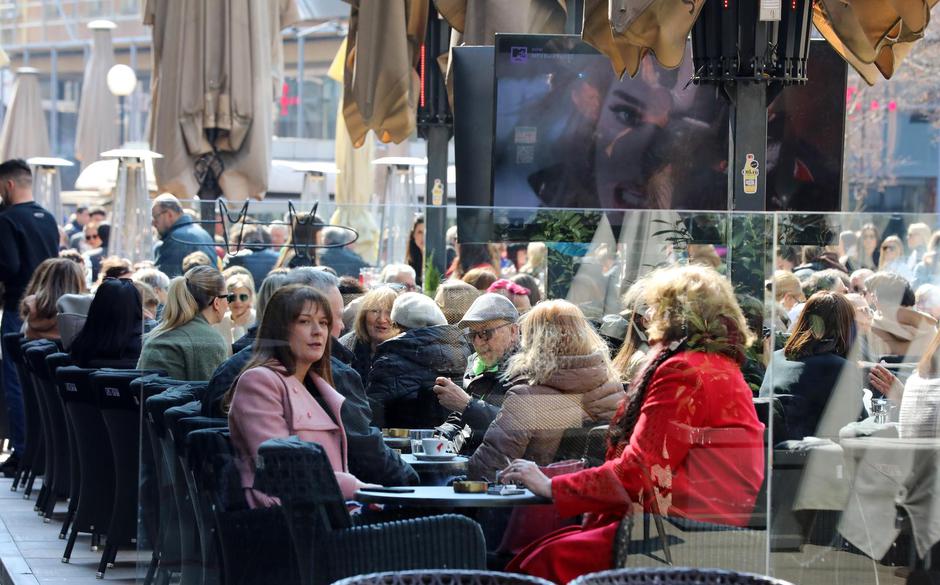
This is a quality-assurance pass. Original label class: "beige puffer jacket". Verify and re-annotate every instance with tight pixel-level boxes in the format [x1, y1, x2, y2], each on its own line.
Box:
[467, 351, 625, 481]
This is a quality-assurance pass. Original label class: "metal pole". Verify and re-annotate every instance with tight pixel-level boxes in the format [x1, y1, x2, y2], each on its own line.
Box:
[130, 44, 138, 142]
[727, 82, 768, 212]
[425, 127, 448, 277]
[296, 35, 305, 138]
[50, 48, 58, 155]
[119, 95, 125, 145]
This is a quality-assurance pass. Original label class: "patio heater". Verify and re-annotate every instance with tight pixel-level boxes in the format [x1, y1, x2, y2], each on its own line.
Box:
[372, 156, 426, 268]
[275, 160, 340, 221]
[26, 157, 73, 224]
[102, 148, 163, 264]
[690, 0, 814, 211]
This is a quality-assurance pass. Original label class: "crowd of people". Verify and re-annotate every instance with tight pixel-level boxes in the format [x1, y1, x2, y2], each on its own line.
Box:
[2, 156, 940, 581]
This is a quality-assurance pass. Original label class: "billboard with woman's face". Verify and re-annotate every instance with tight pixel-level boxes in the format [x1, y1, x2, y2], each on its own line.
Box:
[491, 35, 846, 212]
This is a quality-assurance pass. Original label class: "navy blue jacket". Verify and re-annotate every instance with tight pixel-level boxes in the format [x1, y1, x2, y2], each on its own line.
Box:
[0, 202, 59, 307]
[319, 246, 369, 279]
[224, 247, 280, 291]
[759, 349, 864, 442]
[154, 215, 217, 277]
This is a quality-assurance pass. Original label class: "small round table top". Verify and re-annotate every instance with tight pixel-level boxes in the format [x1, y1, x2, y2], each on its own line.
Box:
[355, 486, 550, 508]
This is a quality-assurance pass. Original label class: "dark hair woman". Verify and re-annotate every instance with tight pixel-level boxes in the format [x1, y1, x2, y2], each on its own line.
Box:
[759, 291, 862, 441]
[226, 284, 371, 508]
[446, 242, 500, 279]
[405, 215, 425, 286]
[498, 265, 765, 584]
[70, 278, 143, 367]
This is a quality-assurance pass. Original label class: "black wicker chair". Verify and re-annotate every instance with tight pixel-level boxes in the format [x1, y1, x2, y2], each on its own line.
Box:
[3, 333, 45, 497]
[138, 378, 206, 585]
[22, 340, 66, 519]
[568, 568, 795, 585]
[185, 428, 294, 585]
[331, 570, 554, 585]
[147, 389, 205, 585]
[90, 368, 162, 578]
[255, 436, 487, 585]
[45, 352, 78, 539]
[55, 365, 113, 562]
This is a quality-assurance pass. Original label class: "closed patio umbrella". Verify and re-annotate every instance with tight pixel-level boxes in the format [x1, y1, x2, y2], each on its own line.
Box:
[143, 0, 300, 201]
[342, 0, 428, 147]
[74, 20, 119, 169]
[0, 68, 50, 161]
[329, 37, 381, 263]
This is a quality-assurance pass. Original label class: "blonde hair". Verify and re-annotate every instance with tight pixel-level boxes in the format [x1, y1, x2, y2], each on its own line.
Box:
[877, 235, 904, 271]
[772, 270, 804, 303]
[182, 251, 213, 273]
[226, 272, 255, 296]
[504, 299, 616, 386]
[133, 280, 159, 314]
[353, 287, 399, 342]
[642, 264, 755, 350]
[520, 242, 547, 275]
[148, 265, 224, 339]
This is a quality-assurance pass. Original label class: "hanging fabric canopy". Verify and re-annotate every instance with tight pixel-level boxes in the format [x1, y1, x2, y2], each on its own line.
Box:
[74, 20, 119, 169]
[143, 0, 300, 201]
[584, 0, 936, 84]
[341, 0, 428, 147]
[329, 37, 381, 263]
[813, 0, 939, 84]
[0, 68, 50, 161]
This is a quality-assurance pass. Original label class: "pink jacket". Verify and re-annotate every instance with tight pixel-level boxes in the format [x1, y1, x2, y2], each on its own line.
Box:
[228, 363, 364, 507]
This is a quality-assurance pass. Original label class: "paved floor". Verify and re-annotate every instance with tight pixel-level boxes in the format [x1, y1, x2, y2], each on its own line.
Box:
[0, 477, 142, 585]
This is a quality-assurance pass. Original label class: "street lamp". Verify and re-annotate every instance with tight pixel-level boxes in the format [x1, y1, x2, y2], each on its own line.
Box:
[106, 64, 137, 145]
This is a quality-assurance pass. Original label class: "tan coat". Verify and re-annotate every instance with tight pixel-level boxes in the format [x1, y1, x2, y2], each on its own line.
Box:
[144, 0, 299, 200]
[467, 351, 625, 481]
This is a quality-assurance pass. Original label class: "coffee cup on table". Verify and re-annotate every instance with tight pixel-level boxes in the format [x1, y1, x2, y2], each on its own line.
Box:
[421, 438, 452, 455]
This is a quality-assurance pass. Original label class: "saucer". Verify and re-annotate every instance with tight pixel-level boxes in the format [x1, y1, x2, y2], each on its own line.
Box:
[415, 453, 459, 461]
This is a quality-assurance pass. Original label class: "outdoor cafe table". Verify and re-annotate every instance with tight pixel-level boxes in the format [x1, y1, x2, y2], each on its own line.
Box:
[355, 486, 549, 508]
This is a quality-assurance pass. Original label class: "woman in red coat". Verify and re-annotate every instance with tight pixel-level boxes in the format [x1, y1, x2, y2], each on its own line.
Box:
[500, 265, 766, 584]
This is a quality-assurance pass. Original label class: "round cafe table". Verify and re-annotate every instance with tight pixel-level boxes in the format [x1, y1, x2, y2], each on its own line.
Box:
[356, 486, 549, 508]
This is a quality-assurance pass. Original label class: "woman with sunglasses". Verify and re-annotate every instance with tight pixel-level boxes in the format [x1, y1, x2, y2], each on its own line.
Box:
[339, 286, 400, 384]
[137, 265, 231, 380]
[878, 235, 914, 280]
[467, 299, 624, 482]
[215, 272, 256, 347]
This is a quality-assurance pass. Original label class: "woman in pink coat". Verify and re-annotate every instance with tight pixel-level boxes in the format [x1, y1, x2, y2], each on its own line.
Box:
[227, 284, 370, 508]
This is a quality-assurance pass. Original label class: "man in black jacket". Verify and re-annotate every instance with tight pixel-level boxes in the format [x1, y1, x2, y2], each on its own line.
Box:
[0, 159, 59, 474]
[432, 293, 520, 453]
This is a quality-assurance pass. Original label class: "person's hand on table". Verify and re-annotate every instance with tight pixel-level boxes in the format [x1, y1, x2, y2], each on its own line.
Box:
[499, 459, 552, 499]
[869, 363, 904, 402]
[433, 376, 471, 412]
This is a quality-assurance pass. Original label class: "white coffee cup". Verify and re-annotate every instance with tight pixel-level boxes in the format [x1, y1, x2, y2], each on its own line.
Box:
[421, 438, 452, 455]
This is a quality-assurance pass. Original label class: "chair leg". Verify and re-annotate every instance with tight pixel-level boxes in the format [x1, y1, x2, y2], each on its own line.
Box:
[41, 487, 56, 521]
[62, 528, 78, 563]
[59, 506, 74, 539]
[96, 542, 115, 579]
[91, 532, 100, 551]
[11, 466, 23, 491]
[23, 470, 37, 498]
[35, 483, 46, 510]
[143, 551, 159, 585]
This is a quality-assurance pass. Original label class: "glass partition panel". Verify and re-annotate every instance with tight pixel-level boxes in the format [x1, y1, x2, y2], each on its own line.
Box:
[124, 203, 781, 584]
[768, 210, 940, 585]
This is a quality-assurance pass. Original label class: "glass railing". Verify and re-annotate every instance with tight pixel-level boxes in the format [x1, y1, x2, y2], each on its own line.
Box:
[45, 201, 933, 584]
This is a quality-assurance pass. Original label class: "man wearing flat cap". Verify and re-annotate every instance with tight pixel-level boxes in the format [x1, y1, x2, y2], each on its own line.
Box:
[433, 293, 521, 453]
